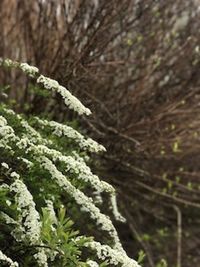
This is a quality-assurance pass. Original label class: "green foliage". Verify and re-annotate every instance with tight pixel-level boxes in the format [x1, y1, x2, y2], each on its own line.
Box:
[137, 250, 146, 264]
[40, 207, 89, 267]
[156, 259, 168, 267]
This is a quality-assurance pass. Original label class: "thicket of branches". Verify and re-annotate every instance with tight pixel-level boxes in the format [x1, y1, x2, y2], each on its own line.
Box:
[1, 0, 200, 266]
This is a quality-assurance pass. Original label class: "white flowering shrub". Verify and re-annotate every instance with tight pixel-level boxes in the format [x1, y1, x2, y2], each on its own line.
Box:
[0, 58, 140, 267]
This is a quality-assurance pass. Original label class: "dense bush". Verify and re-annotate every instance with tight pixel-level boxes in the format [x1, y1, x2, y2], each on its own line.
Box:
[0, 58, 140, 267]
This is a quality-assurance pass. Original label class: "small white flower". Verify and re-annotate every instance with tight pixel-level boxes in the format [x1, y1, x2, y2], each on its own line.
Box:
[33, 248, 48, 267]
[10, 172, 20, 179]
[110, 195, 126, 223]
[37, 75, 91, 115]
[36, 117, 105, 152]
[10, 179, 41, 244]
[39, 157, 122, 250]
[85, 241, 141, 267]
[0, 250, 19, 267]
[0, 116, 7, 127]
[6, 200, 12, 206]
[20, 63, 39, 78]
[1, 162, 9, 169]
[45, 199, 57, 224]
[86, 260, 99, 267]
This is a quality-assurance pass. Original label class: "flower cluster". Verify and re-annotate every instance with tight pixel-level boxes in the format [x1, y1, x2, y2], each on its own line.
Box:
[1, 114, 122, 223]
[20, 63, 39, 77]
[39, 156, 122, 249]
[0, 58, 91, 116]
[0, 115, 18, 150]
[86, 241, 140, 267]
[35, 117, 105, 153]
[0, 58, 140, 267]
[0, 250, 19, 267]
[86, 260, 99, 267]
[10, 178, 41, 244]
[37, 75, 91, 115]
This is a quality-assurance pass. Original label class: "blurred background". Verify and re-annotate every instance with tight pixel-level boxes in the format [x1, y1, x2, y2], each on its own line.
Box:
[1, 1, 200, 266]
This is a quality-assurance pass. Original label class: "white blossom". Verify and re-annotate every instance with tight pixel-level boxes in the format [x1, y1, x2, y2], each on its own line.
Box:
[37, 75, 91, 115]
[9, 178, 49, 266]
[0, 212, 17, 225]
[28, 144, 111, 194]
[0, 184, 9, 190]
[93, 191, 103, 205]
[86, 241, 141, 267]
[20, 63, 39, 77]
[17, 157, 33, 168]
[86, 260, 99, 267]
[35, 118, 105, 153]
[0, 250, 19, 267]
[1, 92, 8, 98]
[45, 199, 57, 224]
[6, 200, 12, 206]
[10, 172, 20, 179]
[32, 145, 123, 222]
[3, 108, 51, 146]
[0, 125, 15, 138]
[0, 111, 124, 225]
[1, 162, 9, 169]
[0, 58, 17, 68]
[16, 137, 32, 150]
[0, 115, 7, 126]
[39, 156, 122, 250]
[21, 119, 46, 143]
[0, 116, 18, 145]
[10, 178, 41, 244]
[1, 58, 91, 116]
[0, 114, 124, 224]
[0, 59, 140, 266]
[110, 195, 126, 223]
[33, 248, 48, 267]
